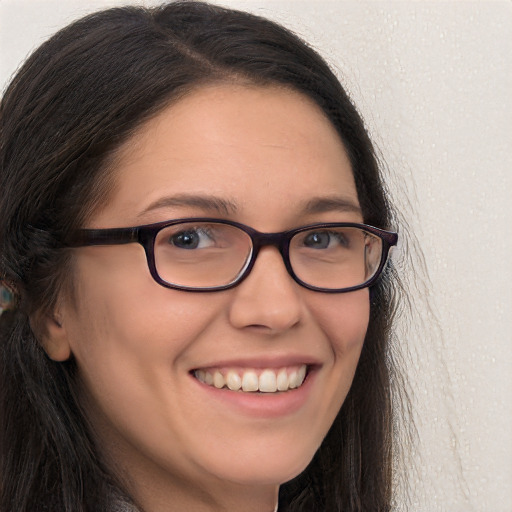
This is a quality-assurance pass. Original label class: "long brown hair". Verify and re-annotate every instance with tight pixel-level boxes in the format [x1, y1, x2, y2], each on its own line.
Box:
[1, 2, 402, 510]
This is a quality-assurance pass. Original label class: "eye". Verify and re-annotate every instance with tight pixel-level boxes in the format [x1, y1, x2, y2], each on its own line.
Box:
[302, 230, 348, 249]
[169, 228, 214, 250]
[303, 231, 329, 249]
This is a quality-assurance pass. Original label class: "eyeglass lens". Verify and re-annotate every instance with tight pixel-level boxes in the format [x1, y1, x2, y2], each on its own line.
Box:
[153, 221, 383, 290]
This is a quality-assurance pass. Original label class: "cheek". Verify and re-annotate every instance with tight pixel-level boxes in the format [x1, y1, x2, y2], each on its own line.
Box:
[67, 246, 226, 357]
[67, 289, 224, 374]
[63, 255, 228, 419]
[293, 289, 369, 458]
[310, 289, 369, 418]
[310, 288, 370, 357]
[63, 264, 229, 435]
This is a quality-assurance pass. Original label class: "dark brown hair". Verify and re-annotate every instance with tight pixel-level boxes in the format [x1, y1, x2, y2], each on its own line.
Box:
[0, 2, 401, 510]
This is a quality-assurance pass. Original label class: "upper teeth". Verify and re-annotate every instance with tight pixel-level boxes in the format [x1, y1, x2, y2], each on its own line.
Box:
[194, 365, 307, 393]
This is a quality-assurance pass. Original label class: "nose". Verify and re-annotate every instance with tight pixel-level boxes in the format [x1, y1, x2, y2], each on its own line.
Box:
[228, 246, 303, 334]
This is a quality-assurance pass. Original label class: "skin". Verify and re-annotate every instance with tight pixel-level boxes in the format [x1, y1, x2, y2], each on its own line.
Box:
[44, 85, 370, 512]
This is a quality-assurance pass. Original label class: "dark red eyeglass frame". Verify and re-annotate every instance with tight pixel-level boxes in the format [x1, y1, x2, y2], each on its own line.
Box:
[65, 218, 398, 293]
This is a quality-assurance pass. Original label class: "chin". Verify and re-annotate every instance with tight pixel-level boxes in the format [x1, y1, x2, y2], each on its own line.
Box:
[203, 448, 315, 487]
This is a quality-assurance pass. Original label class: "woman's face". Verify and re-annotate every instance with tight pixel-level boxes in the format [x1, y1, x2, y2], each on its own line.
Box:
[50, 85, 369, 506]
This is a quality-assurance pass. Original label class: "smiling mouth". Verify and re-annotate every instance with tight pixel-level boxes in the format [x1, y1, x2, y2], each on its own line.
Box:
[193, 365, 308, 393]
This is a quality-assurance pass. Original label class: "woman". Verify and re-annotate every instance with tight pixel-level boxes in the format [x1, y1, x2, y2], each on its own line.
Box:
[0, 2, 403, 511]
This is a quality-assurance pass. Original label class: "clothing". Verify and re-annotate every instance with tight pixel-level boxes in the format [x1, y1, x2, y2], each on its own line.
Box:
[110, 497, 140, 512]
[108, 486, 140, 512]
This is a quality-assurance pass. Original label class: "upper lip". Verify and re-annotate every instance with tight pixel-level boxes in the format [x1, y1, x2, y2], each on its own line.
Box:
[191, 354, 322, 371]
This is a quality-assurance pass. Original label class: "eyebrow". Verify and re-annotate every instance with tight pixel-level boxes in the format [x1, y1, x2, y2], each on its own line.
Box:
[139, 193, 362, 218]
[139, 194, 238, 217]
[302, 196, 363, 216]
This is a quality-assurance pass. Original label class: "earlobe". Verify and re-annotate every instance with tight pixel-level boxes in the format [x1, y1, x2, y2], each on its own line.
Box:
[37, 313, 72, 362]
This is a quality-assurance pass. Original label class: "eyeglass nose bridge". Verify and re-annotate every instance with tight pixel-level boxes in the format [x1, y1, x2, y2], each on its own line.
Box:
[238, 229, 297, 286]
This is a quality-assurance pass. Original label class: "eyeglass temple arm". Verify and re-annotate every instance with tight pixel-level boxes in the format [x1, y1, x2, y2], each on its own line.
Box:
[64, 227, 140, 247]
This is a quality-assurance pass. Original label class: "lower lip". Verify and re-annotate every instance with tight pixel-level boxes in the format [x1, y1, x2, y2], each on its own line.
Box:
[190, 369, 317, 419]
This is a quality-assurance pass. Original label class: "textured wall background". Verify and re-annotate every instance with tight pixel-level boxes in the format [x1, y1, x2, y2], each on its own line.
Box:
[1, 1, 511, 510]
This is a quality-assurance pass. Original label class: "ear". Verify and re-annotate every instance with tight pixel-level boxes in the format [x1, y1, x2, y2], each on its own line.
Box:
[35, 309, 72, 362]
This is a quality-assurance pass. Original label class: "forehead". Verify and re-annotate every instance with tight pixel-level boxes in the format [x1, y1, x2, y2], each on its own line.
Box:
[92, 84, 360, 228]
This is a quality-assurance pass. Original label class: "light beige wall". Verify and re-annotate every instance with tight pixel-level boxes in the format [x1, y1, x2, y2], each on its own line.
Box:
[1, 1, 510, 510]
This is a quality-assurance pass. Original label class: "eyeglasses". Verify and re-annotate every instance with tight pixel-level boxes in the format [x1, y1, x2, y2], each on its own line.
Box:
[65, 218, 398, 293]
